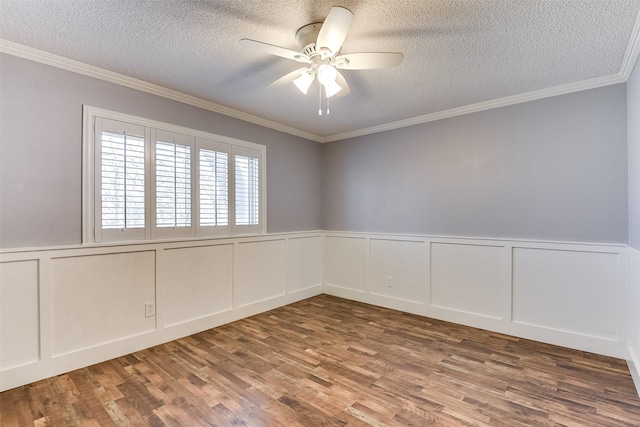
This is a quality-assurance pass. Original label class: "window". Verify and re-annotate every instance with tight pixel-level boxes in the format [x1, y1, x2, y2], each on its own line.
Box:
[83, 107, 265, 243]
[234, 149, 261, 233]
[153, 130, 194, 239]
[196, 137, 231, 237]
[199, 149, 228, 227]
[94, 118, 149, 242]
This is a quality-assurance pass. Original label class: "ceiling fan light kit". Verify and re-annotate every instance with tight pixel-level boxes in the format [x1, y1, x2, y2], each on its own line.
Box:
[324, 79, 342, 98]
[240, 6, 404, 115]
[317, 64, 337, 86]
[293, 71, 314, 94]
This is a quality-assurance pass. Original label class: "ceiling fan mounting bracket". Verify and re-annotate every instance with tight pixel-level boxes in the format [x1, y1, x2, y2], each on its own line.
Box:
[295, 23, 322, 53]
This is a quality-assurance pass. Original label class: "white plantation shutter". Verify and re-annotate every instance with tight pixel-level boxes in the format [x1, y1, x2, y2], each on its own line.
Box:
[85, 107, 265, 243]
[95, 118, 148, 243]
[235, 155, 259, 225]
[233, 146, 262, 234]
[196, 138, 231, 236]
[101, 132, 145, 228]
[199, 149, 228, 224]
[156, 142, 191, 226]
[154, 130, 194, 239]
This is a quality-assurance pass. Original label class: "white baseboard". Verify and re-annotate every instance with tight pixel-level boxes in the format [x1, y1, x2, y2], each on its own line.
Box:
[324, 283, 625, 359]
[628, 246, 640, 397]
[629, 345, 640, 398]
[0, 232, 322, 391]
[0, 284, 321, 391]
[323, 232, 629, 360]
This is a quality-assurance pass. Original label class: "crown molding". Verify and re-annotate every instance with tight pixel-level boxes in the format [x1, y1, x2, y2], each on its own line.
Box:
[321, 73, 626, 143]
[2, 27, 638, 145]
[323, 8, 640, 143]
[620, 6, 640, 81]
[0, 39, 323, 143]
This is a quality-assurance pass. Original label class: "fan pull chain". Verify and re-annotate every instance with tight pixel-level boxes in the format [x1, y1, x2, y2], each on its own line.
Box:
[317, 85, 331, 116]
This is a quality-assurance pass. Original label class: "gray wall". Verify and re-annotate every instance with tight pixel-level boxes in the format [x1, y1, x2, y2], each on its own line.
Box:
[629, 59, 640, 251]
[323, 85, 628, 243]
[0, 54, 323, 249]
[1, 53, 631, 248]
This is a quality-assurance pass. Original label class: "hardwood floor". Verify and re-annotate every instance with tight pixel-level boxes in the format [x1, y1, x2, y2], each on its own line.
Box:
[2, 294, 639, 426]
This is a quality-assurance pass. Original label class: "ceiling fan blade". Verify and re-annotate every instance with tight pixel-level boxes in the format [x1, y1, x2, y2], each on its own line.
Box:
[334, 52, 404, 70]
[335, 71, 351, 97]
[267, 68, 309, 87]
[316, 6, 354, 57]
[239, 39, 310, 63]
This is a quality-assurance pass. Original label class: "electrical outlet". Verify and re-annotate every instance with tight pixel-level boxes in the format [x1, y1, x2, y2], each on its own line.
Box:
[145, 302, 155, 318]
[387, 276, 394, 288]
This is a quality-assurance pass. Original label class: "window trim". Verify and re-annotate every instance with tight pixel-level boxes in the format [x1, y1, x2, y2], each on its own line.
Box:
[82, 105, 267, 244]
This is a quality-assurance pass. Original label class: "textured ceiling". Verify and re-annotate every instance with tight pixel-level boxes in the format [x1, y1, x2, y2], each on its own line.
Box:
[1, 1, 640, 140]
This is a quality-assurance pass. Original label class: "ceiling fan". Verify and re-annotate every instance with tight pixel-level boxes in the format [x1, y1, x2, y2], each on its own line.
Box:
[239, 6, 403, 104]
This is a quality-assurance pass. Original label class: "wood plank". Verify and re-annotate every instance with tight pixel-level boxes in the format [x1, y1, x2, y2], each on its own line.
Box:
[2, 295, 639, 425]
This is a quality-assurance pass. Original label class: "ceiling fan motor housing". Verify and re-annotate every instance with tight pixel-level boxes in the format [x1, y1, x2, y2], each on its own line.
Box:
[295, 23, 322, 57]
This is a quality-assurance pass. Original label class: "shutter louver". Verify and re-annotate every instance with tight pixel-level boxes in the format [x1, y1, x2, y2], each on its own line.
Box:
[200, 149, 229, 226]
[100, 131, 145, 229]
[156, 140, 191, 228]
[235, 154, 260, 226]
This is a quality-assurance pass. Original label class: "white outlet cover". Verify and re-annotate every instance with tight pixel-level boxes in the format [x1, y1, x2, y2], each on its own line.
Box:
[145, 302, 155, 317]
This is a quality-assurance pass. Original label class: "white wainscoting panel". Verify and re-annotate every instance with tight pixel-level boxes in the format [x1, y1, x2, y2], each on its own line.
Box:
[430, 243, 505, 319]
[286, 236, 322, 294]
[324, 236, 367, 292]
[162, 244, 233, 327]
[512, 247, 619, 340]
[234, 239, 285, 307]
[0, 260, 40, 370]
[50, 252, 156, 356]
[629, 247, 640, 397]
[322, 232, 628, 359]
[370, 239, 426, 303]
[0, 231, 633, 392]
[0, 232, 322, 391]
